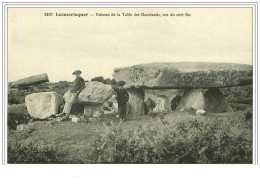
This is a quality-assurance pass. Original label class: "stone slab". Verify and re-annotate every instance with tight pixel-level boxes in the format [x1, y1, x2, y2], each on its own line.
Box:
[77, 81, 114, 104]
[25, 92, 63, 119]
[113, 62, 252, 88]
[11, 73, 49, 87]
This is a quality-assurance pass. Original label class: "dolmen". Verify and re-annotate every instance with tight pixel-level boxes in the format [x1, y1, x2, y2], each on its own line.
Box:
[113, 62, 253, 118]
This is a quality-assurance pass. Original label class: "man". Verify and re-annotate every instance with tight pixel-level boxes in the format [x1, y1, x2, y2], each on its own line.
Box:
[113, 81, 129, 121]
[56, 70, 85, 120]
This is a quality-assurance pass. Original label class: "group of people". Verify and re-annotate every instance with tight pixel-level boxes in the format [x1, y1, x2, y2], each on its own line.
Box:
[56, 70, 129, 121]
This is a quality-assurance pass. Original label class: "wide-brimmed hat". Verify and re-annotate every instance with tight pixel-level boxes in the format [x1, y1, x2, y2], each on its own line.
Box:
[72, 70, 82, 75]
[117, 81, 126, 86]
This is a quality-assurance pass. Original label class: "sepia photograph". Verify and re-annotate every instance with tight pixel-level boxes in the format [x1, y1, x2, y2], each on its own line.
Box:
[5, 5, 254, 164]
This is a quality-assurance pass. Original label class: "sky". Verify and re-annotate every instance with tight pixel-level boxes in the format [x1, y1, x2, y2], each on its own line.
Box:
[8, 8, 252, 82]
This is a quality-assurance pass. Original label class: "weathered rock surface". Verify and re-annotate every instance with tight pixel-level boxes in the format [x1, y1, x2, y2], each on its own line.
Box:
[77, 81, 114, 104]
[113, 62, 252, 88]
[127, 88, 145, 118]
[153, 95, 171, 113]
[176, 88, 233, 113]
[11, 73, 49, 87]
[25, 92, 63, 119]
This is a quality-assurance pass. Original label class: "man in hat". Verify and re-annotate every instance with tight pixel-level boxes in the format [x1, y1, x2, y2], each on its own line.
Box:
[113, 81, 129, 121]
[56, 70, 85, 120]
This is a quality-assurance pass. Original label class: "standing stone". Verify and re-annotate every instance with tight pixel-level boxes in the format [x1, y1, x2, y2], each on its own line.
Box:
[144, 98, 156, 115]
[144, 89, 183, 113]
[146, 95, 171, 113]
[127, 88, 145, 118]
[171, 95, 182, 111]
[25, 92, 63, 119]
[176, 89, 206, 111]
[176, 88, 233, 113]
[154, 95, 171, 113]
[204, 88, 233, 113]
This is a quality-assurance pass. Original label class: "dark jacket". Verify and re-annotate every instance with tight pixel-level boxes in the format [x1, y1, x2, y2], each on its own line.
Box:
[70, 76, 85, 93]
[114, 87, 129, 103]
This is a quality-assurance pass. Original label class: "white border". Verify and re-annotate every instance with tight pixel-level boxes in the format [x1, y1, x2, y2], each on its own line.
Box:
[2, 1, 258, 165]
[1, 1, 259, 191]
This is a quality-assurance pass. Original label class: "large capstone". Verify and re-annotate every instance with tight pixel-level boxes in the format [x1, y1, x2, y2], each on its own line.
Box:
[176, 88, 233, 113]
[113, 62, 252, 88]
[25, 92, 63, 119]
[127, 88, 145, 118]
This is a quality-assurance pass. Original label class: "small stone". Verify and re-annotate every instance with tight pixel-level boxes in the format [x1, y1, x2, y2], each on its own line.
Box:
[71, 117, 81, 123]
[16, 124, 30, 131]
[196, 109, 206, 115]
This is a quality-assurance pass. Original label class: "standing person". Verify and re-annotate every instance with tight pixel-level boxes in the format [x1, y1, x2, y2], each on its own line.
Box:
[113, 81, 129, 122]
[56, 70, 85, 120]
